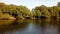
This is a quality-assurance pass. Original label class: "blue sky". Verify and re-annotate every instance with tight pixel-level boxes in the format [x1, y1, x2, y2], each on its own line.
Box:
[0, 0, 60, 10]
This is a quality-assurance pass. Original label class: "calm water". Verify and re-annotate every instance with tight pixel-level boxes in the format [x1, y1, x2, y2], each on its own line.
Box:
[0, 19, 60, 34]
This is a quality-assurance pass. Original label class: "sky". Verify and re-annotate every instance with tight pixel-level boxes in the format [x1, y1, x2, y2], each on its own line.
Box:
[0, 0, 60, 10]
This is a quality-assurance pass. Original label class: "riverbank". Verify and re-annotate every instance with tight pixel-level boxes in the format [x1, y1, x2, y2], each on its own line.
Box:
[0, 14, 16, 20]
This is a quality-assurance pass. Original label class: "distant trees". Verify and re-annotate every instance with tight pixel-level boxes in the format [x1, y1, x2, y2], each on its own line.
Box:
[0, 3, 31, 19]
[57, 2, 60, 7]
[0, 2, 60, 19]
[31, 2, 60, 19]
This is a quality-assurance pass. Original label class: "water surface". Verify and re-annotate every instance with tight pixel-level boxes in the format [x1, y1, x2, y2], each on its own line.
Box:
[0, 19, 60, 34]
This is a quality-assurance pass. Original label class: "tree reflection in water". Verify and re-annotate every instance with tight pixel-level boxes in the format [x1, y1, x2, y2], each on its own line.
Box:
[0, 19, 59, 34]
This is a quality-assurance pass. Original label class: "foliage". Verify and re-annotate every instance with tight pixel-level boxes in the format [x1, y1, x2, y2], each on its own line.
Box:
[0, 3, 31, 19]
[0, 2, 60, 19]
[32, 2, 60, 18]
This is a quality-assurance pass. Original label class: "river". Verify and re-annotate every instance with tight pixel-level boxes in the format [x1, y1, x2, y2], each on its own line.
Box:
[0, 19, 60, 34]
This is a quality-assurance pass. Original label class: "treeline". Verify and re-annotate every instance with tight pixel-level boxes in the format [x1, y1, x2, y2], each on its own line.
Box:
[31, 2, 60, 19]
[0, 2, 60, 19]
[0, 3, 31, 19]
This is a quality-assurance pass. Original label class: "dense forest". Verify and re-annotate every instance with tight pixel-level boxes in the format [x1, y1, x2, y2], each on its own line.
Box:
[32, 2, 60, 19]
[0, 2, 60, 19]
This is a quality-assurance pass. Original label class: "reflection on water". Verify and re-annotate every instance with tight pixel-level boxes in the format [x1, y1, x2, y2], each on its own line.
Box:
[0, 19, 60, 34]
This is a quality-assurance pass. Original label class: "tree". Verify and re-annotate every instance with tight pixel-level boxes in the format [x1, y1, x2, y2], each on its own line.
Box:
[57, 2, 60, 7]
